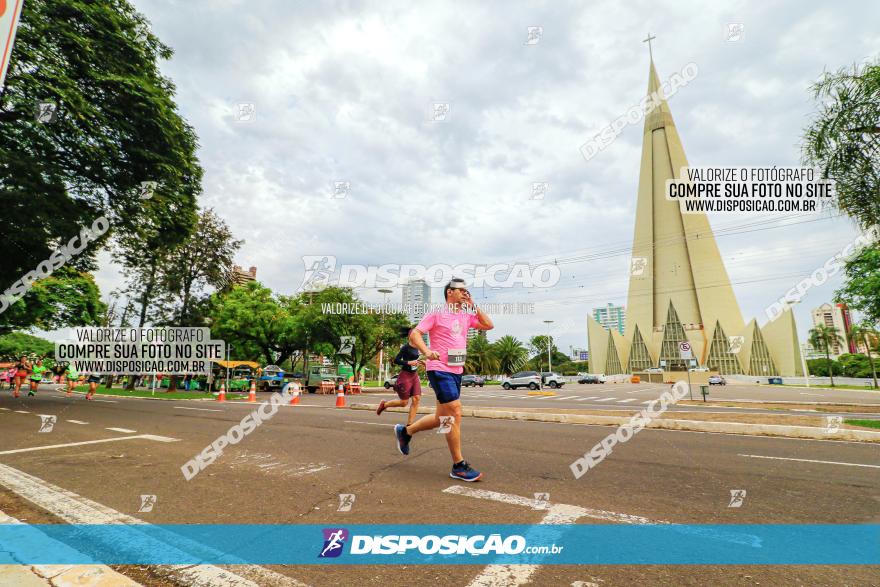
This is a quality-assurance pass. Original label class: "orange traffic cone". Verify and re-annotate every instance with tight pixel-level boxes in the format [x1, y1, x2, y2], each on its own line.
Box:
[217, 381, 226, 402]
[248, 379, 257, 402]
[289, 383, 301, 405]
[335, 383, 346, 408]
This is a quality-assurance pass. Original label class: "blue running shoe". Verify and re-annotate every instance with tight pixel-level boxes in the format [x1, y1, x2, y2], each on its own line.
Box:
[395, 424, 410, 455]
[450, 460, 482, 482]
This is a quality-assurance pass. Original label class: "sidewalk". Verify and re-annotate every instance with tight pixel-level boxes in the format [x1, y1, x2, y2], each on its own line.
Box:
[0, 510, 140, 587]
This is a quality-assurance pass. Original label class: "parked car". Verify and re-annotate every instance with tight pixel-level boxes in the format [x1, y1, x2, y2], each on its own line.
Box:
[708, 375, 727, 385]
[383, 374, 398, 389]
[540, 372, 565, 389]
[462, 375, 485, 387]
[502, 371, 541, 390]
[645, 367, 664, 373]
[578, 375, 600, 384]
[690, 366, 710, 373]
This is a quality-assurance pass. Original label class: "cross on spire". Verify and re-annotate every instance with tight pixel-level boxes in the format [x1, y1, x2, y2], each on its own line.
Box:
[642, 33, 656, 61]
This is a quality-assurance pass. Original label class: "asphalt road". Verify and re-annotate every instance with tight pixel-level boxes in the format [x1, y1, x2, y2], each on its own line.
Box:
[0, 388, 877, 586]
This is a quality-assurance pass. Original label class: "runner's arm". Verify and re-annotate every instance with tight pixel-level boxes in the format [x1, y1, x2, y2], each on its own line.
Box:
[471, 305, 494, 330]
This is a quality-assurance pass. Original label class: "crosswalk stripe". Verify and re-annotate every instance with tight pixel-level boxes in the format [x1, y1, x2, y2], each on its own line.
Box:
[593, 397, 618, 402]
[553, 396, 580, 401]
[616, 398, 637, 403]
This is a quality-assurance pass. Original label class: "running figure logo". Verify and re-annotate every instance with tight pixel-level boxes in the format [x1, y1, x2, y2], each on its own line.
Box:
[437, 416, 454, 434]
[727, 336, 744, 354]
[318, 528, 349, 558]
[630, 257, 648, 276]
[338, 337, 355, 356]
[38, 415, 57, 433]
[825, 415, 843, 434]
[337, 494, 355, 512]
[36, 102, 59, 123]
[300, 256, 336, 292]
[138, 495, 157, 513]
[728, 489, 746, 508]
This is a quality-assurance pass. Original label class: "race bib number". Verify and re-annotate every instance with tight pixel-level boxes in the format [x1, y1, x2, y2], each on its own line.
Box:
[447, 348, 466, 367]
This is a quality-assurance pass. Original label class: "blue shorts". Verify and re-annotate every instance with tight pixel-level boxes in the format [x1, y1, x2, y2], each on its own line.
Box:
[427, 371, 462, 404]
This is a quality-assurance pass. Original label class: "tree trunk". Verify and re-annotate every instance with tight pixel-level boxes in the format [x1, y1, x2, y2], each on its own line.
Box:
[825, 344, 835, 387]
[864, 334, 878, 389]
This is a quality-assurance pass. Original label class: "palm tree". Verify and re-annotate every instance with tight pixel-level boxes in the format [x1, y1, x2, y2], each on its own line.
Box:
[465, 335, 499, 375]
[491, 335, 529, 376]
[809, 325, 845, 387]
[849, 322, 879, 389]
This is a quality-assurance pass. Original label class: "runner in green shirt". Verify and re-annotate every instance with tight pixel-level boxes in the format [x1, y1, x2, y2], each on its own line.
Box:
[65, 364, 81, 397]
[28, 359, 47, 396]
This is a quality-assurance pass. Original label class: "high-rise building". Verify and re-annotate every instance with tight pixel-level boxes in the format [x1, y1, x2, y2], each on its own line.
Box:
[586, 51, 803, 376]
[230, 265, 257, 287]
[401, 279, 431, 325]
[592, 304, 625, 335]
[811, 303, 854, 357]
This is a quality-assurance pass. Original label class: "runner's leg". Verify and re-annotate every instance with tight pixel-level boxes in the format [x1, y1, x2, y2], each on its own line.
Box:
[406, 395, 420, 426]
[436, 399, 463, 463]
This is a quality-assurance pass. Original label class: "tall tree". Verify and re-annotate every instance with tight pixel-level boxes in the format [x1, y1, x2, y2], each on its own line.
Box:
[835, 246, 880, 324]
[0, 332, 55, 360]
[848, 322, 878, 389]
[465, 334, 498, 375]
[208, 282, 304, 365]
[161, 209, 242, 326]
[0, 267, 105, 335]
[299, 287, 409, 379]
[808, 325, 845, 387]
[491, 335, 529, 376]
[0, 0, 202, 330]
[803, 60, 880, 228]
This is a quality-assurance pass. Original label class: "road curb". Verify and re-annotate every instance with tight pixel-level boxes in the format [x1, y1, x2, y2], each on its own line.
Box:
[350, 404, 880, 442]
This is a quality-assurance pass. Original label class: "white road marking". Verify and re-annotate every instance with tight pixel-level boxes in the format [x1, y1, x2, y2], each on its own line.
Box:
[593, 397, 618, 402]
[800, 393, 822, 397]
[447, 486, 660, 587]
[174, 407, 223, 412]
[345, 420, 396, 427]
[616, 398, 638, 403]
[14, 410, 30, 414]
[66, 420, 89, 425]
[0, 407, 9, 411]
[738, 454, 880, 469]
[91, 399, 118, 403]
[553, 396, 581, 401]
[0, 463, 308, 587]
[106, 427, 137, 433]
[0, 434, 178, 455]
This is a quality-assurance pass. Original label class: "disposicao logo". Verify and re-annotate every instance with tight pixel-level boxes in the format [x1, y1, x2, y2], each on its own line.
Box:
[319, 528, 349, 558]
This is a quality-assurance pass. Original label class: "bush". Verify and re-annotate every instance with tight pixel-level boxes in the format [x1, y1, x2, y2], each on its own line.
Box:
[807, 358, 842, 377]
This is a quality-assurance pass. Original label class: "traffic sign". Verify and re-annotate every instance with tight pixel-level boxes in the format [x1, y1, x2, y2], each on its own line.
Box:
[678, 341, 693, 359]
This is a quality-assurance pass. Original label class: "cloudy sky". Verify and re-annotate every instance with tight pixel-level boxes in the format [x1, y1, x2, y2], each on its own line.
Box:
[86, 0, 879, 354]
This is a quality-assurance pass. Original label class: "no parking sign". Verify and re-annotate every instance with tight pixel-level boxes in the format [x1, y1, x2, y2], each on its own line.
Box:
[678, 341, 693, 359]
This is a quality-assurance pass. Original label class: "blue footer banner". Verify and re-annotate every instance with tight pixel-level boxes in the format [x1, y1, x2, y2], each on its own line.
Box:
[0, 524, 876, 565]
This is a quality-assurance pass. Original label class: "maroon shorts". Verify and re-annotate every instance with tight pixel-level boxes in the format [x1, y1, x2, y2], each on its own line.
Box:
[394, 370, 422, 400]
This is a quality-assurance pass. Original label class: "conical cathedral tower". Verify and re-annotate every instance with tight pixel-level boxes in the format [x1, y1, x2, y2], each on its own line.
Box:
[586, 51, 803, 377]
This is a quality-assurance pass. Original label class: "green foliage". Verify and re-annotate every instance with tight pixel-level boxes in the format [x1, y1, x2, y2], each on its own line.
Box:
[836, 245, 880, 324]
[0, 0, 201, 329]
[806, 358, 842, 377]
[803, 60, 880, 228]
[0, 332, 55, 360]
[465, 334, 499, 375]
[0, 267, 105, 335]
[491, 335, 529, 375]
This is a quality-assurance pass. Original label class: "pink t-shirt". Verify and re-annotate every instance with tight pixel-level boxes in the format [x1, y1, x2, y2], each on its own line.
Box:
[416, 308, 480, 374]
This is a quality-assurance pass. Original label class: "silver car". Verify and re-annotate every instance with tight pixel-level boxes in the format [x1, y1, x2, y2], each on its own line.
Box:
[502, 371, 541, 390]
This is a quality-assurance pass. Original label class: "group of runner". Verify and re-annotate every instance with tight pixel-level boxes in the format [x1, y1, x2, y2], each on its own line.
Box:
[375, 278, 494, 482]
[4, 356, 99, 400]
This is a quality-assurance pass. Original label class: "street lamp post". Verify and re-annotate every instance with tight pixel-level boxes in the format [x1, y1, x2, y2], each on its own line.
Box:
[785, 300, 810, 388]
[543, 320, 554, 388]
[378, 288, 393, 383]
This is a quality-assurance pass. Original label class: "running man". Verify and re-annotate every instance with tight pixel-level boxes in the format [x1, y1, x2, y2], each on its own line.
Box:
[28, 359, 48, 396]
[13, 356, 30, 398]
[376, 326, 423, 426]
[394, 278, 493, 481]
